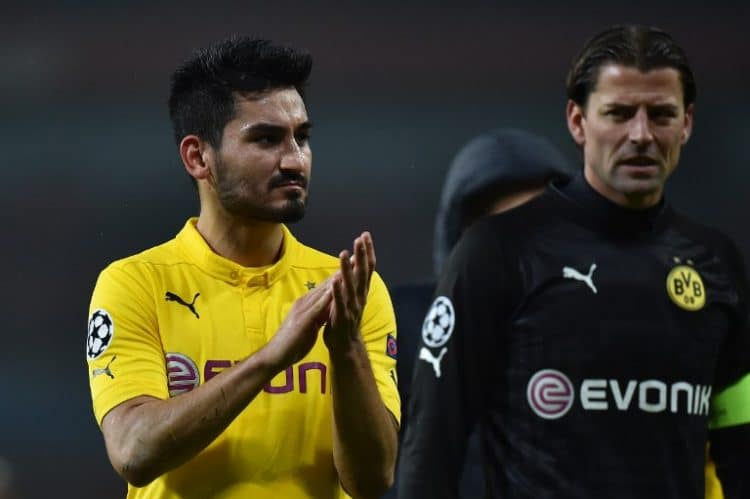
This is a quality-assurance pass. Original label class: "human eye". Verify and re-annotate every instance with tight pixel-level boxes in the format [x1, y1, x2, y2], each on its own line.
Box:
[649, 106, 678, 123]
[295, 131, 311, 147]
[251, 133, 282, 146]
[604, 107, 633, 121]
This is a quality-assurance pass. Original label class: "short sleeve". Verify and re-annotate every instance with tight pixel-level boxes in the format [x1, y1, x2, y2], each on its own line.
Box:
[714, 240, 750, 392]
[710, 240, 750, 428]
[86, 262, 168, 425]
[359, 271, 401, 425]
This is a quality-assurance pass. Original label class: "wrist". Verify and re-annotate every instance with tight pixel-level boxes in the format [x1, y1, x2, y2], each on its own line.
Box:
[327, 334, 366, 362]
[254, 343, 290, 375]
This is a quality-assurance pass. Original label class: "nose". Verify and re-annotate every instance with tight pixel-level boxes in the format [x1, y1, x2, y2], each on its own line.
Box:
[279, 138, 308, 173]
[628, 108, 654, 146]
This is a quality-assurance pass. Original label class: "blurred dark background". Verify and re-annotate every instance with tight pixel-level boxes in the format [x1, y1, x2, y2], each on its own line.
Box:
[2, 1, 748, 497]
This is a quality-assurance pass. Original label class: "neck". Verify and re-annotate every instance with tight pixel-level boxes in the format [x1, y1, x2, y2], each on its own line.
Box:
[583, 166, 661, 210]
[195, 206, 284, 268]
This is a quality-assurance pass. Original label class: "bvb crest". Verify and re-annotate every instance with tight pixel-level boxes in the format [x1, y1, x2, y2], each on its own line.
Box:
[666, 262, 706, 311]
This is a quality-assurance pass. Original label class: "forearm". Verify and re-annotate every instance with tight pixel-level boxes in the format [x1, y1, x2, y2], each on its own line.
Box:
[104, 348, 279, 486]
[330, 338, 398, 499]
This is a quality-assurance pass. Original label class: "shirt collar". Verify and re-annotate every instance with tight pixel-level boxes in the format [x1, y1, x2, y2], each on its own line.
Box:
[175, 218, 298, 287]
[550, 172, 672, 236]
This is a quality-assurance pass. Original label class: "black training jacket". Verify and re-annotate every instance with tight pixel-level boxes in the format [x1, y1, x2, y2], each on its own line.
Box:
[398, 174, 750, 499]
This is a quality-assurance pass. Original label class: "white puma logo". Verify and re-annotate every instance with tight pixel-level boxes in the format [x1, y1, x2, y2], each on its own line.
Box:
[419, 346, 448, 378]
[562, 263, 598, 294]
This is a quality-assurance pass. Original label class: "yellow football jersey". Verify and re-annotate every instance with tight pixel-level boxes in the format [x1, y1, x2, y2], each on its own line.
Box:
[86, 219, 400, 499]
[704, 450, 724, 499]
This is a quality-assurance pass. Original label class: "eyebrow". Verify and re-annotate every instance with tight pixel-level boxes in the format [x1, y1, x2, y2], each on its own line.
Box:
[602, 102, 679, 111]
[240, 121, 313, 134]
[649, 104, 679, 112]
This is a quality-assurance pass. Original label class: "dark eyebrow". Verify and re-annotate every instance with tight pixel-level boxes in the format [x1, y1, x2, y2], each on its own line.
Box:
[649, 104, 679, 113]
[602, 103, 635, 110]
[601, 103, 679, 112]
[240, 121, 313, 134]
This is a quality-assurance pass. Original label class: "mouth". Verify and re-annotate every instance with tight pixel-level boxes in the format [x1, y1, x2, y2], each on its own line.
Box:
[617, 156, 659, 168]
[270, 179, 307, 191]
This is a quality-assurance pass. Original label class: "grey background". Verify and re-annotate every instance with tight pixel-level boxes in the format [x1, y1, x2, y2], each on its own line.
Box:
[2, 1, 748, 497]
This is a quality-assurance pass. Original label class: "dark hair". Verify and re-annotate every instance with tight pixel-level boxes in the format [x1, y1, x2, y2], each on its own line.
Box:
[566, 25, 695, 109]
[168, 36, 312, 148]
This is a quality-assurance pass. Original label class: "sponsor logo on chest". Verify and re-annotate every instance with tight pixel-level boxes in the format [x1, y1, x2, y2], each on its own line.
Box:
[527, 368, 711, 420]
[165, 353, 328, 397]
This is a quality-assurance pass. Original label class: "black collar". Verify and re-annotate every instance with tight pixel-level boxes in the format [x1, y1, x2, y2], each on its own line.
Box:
[549, 172, 672, 237]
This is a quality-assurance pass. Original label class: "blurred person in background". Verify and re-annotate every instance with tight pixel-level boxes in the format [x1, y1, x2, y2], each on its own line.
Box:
[399, 25, 749, 498]
[385, 128, 572, 498]
[85, 36, 398, 499]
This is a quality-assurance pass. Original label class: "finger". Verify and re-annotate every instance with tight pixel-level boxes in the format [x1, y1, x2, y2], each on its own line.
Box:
[316, 275, 335, 294]
[353, 235, 369, 298]
[309, 286, 333, 329]
[298, 277, 333, 312]
[339, 249, 356, 307]
[301, 278, 327, 301]
[331, 273, 346, 324]
[364, 231, 376, 273]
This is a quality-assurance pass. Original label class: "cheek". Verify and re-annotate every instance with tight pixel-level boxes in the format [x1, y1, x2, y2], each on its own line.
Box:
[582, 130, 607, 160]
[666, 140, 683, 167]
[302, 149, 312, 170]
[592, 128, 623, 157]
[658, 130, 685, 160]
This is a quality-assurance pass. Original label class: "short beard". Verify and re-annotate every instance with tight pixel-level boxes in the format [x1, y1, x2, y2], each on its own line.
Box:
[214, 158, 308, 224]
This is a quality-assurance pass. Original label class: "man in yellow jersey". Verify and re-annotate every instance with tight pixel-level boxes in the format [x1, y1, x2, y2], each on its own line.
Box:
[85, 36, 399, 499]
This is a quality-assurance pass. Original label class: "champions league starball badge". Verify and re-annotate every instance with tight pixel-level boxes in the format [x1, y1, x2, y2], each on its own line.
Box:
[422, 296, 455, 348]
[87, 309, 114, 359]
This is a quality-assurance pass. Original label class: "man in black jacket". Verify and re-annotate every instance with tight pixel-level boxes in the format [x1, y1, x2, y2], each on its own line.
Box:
[399, 25, 749, 499]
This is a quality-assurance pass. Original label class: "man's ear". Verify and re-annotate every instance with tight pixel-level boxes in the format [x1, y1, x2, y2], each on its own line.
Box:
[681, 103, 694, 145]
[179, 135, 214, 182]
[566, 100, 587, 147]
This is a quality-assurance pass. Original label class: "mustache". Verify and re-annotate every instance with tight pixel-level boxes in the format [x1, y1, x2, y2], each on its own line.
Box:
[268, 172, 308, 190]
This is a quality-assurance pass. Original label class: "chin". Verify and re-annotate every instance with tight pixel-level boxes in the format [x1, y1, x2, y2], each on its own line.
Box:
[618, 183, 664, 206]
[223, 198, 307, 224]
[614, 173, 662, 192]
[273, 200, 307, 223]
[278, 207, 306, 223]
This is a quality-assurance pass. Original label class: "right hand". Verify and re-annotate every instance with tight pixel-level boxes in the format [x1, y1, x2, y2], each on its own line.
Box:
[262, 280, 333, 370]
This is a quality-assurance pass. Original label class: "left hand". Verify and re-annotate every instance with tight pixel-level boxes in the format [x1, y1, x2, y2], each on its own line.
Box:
[324, 232, 376, 354]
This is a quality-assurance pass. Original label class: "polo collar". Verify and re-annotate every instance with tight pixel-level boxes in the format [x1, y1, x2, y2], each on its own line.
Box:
[176, 218, 299, 287]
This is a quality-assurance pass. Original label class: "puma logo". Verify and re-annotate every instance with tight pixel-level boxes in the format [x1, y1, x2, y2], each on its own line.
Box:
[562, 263, 598, 294]
[165, 291, 200, 318]
[419, 346, 448, 378]
[92, 355, 116, 379]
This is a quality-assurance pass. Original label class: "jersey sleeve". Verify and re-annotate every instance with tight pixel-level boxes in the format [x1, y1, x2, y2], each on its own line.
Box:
[712, 238, 750, 406]
[360, 270, 401, 424]
[708, 240, 750, 498]
[86, 261, 168, 426]
[398, 224, 508, 498]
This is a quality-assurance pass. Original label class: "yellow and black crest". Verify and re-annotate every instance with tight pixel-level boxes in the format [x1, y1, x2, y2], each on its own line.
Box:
[666, 262, 706, 311]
